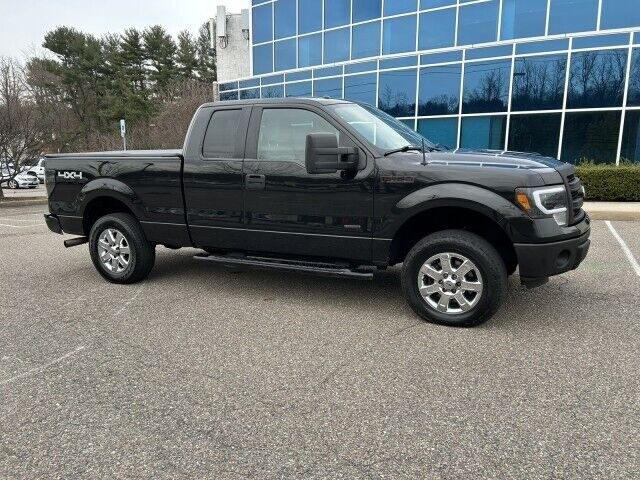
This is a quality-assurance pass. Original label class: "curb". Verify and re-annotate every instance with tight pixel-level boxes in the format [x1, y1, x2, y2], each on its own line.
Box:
[584, 209, 640, 221]
[584, 202, 640, 221]
[0, 198, 48, 208]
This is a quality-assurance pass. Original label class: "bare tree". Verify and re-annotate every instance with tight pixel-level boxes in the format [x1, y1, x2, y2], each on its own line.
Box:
[0, 57, 47, 186]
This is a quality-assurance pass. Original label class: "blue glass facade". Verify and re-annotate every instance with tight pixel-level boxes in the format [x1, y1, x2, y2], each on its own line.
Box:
[232, 0, 640, 164]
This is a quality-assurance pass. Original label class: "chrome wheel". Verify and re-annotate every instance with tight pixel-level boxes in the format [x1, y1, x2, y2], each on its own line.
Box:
[8, 180, 17, 189]
[97, 228, 131, 273]
[417, 252, 483, 315]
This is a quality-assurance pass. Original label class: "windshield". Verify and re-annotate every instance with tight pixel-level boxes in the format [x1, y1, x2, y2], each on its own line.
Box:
[328, 103, 438, 151]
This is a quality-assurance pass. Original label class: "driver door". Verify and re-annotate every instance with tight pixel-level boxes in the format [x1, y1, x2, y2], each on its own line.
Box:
[241, 105, 375, 262]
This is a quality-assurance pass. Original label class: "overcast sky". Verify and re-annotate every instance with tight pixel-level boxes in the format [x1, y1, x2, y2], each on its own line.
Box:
[0, 0, 250, 58]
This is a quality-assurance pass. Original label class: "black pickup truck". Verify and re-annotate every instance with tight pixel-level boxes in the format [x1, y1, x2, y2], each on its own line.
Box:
[45, 98, 590, 327]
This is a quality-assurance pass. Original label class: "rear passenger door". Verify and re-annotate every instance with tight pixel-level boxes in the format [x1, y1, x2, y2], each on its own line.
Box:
[241, 105, 375, 262]
[182, 105, 252, 249]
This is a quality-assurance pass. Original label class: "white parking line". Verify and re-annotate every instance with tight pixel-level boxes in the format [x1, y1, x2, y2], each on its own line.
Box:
[0, 346, 86, 387]
[605, 221, 640, 277]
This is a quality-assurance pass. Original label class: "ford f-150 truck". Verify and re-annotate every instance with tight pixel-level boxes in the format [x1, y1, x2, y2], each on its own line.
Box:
[44, 99, 590, 327]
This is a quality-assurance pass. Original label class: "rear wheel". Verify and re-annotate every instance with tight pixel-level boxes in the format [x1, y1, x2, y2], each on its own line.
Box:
[401, 230, 507, 327]
[89, 213, 155, 284]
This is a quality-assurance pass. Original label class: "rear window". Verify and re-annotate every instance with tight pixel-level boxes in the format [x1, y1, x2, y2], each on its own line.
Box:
[202, 109, 242, 158]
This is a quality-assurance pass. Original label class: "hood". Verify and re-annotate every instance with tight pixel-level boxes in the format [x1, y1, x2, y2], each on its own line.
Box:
[425, 149, 566, 170]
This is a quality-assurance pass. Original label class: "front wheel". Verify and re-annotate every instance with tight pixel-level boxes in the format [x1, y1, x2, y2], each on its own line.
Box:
[8, 179, 18, 189]
[89, 213, 155, 284]
[401, 230, 507, 327]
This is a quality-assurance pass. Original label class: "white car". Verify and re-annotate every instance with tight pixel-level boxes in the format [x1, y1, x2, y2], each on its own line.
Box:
[26, 158, 45, 183]
[2, 171, 39, 189]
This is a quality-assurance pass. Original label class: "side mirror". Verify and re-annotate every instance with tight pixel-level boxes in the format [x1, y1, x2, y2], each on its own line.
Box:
[305, 133, 359, 174]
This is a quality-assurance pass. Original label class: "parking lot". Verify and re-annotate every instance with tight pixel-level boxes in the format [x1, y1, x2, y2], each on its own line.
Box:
[1, 204, 638, 479]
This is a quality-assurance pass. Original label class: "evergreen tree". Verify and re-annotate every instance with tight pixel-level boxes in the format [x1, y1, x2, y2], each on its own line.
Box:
[120, 29, 147, 92]
[143, 25, 177, 93]
[42, 27, 104, 147]
[196, 22, 216, 83]
[176, 31, 198, 79]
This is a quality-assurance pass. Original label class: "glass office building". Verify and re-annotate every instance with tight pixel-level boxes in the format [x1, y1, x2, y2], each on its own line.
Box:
[219, 0, 640, 164]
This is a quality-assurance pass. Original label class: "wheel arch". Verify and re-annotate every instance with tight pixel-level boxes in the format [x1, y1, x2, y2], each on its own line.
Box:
[388, 201, 518, 275]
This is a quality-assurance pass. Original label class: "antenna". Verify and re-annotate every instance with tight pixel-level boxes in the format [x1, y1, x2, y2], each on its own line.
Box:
[421, 138, 427, 166]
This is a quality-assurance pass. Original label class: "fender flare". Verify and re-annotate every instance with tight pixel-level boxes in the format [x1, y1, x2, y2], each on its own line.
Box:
[389, 183, 526, 240]
[77, 178, 143, 220]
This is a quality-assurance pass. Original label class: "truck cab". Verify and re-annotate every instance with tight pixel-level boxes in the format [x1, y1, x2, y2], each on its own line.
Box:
[44, 98, 590, 327]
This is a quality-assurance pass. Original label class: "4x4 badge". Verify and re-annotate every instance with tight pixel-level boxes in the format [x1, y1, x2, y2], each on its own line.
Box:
[57, 171, 83, 180]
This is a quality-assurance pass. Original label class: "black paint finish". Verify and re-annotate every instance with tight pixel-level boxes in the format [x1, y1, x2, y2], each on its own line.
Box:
[45, 98, 590, 277]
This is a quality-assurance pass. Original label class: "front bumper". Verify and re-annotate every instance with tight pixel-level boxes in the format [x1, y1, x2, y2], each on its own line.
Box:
[44, 214, 63, 234]
[515, 227, 591, 282]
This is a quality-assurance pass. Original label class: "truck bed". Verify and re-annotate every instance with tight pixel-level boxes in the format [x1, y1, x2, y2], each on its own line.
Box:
[45, 149, 190, 247]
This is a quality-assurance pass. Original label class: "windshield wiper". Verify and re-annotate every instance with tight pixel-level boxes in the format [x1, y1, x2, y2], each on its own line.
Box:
[383, 145, 424, 156]
[384, 144, 440, 156]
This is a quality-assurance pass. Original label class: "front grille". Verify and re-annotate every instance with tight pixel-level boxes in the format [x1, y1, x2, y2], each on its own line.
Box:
[568, 175, 585, 221]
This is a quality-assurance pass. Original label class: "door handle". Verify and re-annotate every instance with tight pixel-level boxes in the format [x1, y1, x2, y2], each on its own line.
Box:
[245, 174, 266, 190]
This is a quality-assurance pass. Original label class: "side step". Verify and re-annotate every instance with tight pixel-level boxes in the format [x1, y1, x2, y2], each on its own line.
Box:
[194, 253, 374, 280]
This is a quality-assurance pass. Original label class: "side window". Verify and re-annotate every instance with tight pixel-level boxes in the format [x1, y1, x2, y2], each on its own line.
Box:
[257, 108, 339, 163]
[203, 109, 242, 158]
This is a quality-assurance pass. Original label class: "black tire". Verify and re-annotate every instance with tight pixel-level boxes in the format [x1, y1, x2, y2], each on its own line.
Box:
[401, 230, 507, 327]
[89, 213, 155, 284]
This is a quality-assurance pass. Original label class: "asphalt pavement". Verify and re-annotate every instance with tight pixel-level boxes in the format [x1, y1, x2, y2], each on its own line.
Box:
[1, 204, 638, 479]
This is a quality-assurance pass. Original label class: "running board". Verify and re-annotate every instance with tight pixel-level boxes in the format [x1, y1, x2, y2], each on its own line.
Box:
[194, 253, 374, 280]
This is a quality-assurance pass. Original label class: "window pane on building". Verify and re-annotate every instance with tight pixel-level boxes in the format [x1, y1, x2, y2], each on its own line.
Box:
[561, 111, 621, 164]
[567, 49, 627, 109]
[501, 0, 547, 40]
[549, 0, 598, 34]
[512, 54, 567, 111]
[418, 64, 461, 115]
[261, 85, 284, 98]
[324, 28, 350, 63]
[240, 88, 260, 100]
[286, 81, 313, 97]
[383, 15, 417, 55]
[418, 118, 459, 150]
[508, 113, 562, 157]
[220, 91, 238, 101]
[457, 0, 499, 46]
[621, 111, 640, 162]
[419, 8, 456, 50]
[325, 0, 351, 28]
[298, 34, 322, 68]
[384, 0, 417, 16]
[352, 21, 381, 59]
[379, 69, 417, 116]
[344, 73, 377, 105]
[462, 60, 512, 114]
[253, 44, 273, 74]
[353, 0, 382, 23]
[314, 77, 342, 98]
[275, 39, 296, 71]
[298, 0, 322, 34]
[252, 3, 273, 43]
[628, 49, 640, 107]
[274, 0, 296, 39]
[460, 116, 506, 150]
[420, 0, 455, 8]
[601, 0, 640, 30]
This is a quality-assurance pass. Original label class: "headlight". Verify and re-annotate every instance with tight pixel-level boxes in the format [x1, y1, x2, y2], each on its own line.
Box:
[515, 186, 568, 226]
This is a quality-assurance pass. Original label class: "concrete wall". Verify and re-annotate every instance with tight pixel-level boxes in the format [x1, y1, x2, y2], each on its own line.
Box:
[214, 13, 250, 85]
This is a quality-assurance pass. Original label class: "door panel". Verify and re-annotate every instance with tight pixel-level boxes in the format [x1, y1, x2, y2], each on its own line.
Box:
[183, 106, 252, 248]
[242, 106, 375, 262]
